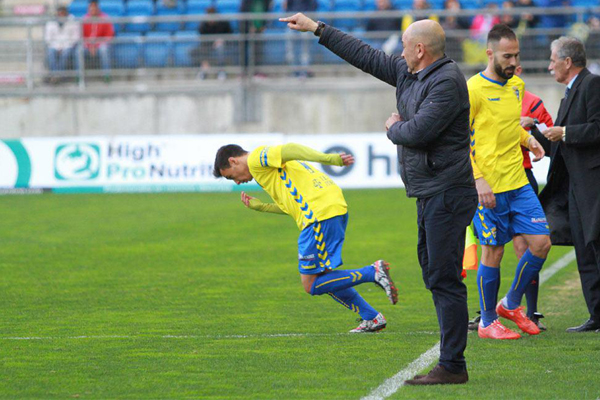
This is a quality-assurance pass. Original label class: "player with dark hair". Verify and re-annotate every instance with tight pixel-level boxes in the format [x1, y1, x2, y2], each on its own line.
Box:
[468, 23, 551, 340]
[213, 143, 398, 333]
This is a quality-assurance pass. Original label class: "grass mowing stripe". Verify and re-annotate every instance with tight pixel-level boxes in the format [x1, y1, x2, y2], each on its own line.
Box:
[0, 331, 439, 341]
[362, 249, 577, 400]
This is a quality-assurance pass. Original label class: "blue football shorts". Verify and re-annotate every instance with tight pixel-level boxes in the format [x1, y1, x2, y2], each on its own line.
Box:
[473, 184, 550, 246]
[297, 213, 348, 275]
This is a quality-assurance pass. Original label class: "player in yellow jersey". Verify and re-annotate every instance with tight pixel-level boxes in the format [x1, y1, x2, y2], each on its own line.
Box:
[468, 24, 552, 340]
[213, 142, 398, 333]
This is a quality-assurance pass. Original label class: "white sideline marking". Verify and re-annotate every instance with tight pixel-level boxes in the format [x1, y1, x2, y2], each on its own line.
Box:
[0, 331, 438, 341]
[362, 249, 576, 400]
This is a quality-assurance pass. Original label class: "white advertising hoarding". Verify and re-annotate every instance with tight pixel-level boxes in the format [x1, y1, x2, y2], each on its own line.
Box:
[0, 134, 549, 194]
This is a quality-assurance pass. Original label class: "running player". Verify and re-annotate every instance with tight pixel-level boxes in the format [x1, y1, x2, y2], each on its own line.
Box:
[213, 142, 398, 332]
[468, 24, 551, 340]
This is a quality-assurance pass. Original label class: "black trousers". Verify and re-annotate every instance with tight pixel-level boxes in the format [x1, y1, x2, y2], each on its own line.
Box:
[416, 188, 477, 373]
[569, 187, 600, 321]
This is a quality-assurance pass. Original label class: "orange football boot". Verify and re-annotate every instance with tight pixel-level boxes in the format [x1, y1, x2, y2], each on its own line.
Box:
[496, 302, 541, 335]
[478, 319, 521, 340]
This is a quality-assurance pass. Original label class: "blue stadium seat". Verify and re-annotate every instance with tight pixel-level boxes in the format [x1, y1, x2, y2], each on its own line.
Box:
[272, 0, 285, 13]
[260, 29, 286, 65]
[125, 0, 154, 33]
[185, 0, 213, 31]
[93, 1, 124, 33]
[69, 2, 89, 17]
[392, 0, 413, 9]
[333, 0, 362, 30]
[144, 31, 173, 67]
[155, 3, 183, 32]
[173, 31, 200, 66]
[113, 32, 142, 68]
[363, 0, 378, 11]
[216, 0, 241, 14]
[317, 0, 333, 10]
[461, 0, 481, 8]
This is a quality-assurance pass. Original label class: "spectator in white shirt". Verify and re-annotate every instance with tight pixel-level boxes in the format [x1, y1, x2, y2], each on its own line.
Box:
[45, 6, 80, 82]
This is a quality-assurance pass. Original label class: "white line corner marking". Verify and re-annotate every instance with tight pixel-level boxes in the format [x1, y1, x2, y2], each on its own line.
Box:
[361, 249, 576, 400]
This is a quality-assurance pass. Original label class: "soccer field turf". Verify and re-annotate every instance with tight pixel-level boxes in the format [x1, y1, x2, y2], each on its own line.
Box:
[1, 189, 599, 399]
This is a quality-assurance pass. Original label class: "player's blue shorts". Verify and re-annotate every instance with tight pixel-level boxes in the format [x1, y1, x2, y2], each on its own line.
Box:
[473, 184, 550, 246]
[297, 213, 348, 275]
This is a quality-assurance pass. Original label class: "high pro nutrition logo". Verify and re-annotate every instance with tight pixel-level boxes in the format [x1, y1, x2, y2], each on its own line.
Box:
[54, 143, 101, 181]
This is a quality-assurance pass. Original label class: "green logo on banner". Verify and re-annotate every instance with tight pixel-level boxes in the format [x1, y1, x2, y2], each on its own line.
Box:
[54, 143, 101, 181]
[1, 140, 31, 188]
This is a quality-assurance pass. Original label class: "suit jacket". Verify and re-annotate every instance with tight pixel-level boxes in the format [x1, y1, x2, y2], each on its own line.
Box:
[539, 68, 600, 246]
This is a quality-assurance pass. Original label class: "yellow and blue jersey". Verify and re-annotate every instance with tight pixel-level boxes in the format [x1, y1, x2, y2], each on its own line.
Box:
[467, 73, 531, 194]
[248, 145, 348, 230]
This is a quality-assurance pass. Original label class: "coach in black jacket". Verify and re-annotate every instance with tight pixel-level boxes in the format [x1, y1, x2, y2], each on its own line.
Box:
[539, 37, 600, 333]
[280, 14, 477, 384]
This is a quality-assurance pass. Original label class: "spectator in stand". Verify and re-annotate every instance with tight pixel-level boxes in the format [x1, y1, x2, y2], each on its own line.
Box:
[83, 0, 114, 82]
[401, 0, 439, 32]
[191, 6, 233, 80]
[161, 0, 178, 8]
[45, 6, 80, 84]
[284, 0, 317, 77]
[440, 0, 470, 61]
[367, 0, 403, 32]
[440, 0, 471, 31]
[366, 0, 403, 54]
[240, 0, 273, 73]
[500, 1, 520, 29]
[515, 0, 540, 29]
[470, 3, 500, 41]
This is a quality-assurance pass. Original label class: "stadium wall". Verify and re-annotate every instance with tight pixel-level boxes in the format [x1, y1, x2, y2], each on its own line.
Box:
[0, 77, 563, 137]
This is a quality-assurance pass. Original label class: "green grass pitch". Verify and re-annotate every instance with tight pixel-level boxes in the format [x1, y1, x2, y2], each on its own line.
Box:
[0, 189, 599, 399]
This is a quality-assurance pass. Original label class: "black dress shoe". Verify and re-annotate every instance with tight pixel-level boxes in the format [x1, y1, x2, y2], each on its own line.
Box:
[405, 365, 468, 385]
[566, 319, 600, 332]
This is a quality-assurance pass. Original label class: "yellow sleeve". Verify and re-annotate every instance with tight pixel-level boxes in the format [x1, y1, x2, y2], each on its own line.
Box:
[248, 198, 286, 214]
[468, 83, 484, 180]
[520, 127, 532, 148]
[248, 145, 284, 170]
[280, 143, 343, 166]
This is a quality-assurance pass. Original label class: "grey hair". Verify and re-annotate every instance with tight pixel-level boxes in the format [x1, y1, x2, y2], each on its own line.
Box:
[551, 36, 587, 67]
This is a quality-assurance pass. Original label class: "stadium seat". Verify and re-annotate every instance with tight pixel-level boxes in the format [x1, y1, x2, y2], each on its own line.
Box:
[260, 29, 287, 65]
[68, 1, 89, 17]
[113, 32, 142, 68]
[216, 0, 241, 14]
[317, 0, 333, 10]
[125, 0, 154, 33]
[173, 30, 200, 66]
[333, 0, 362, 30]
[392, 0, 412, 9]
[185, 0, 213, 31]
[144, 31, 173, 67]
[97, 0, 125, 33]
[461, 0, 481, 8]
[155, 3, 183, 32]
[363, 0, 378, 11]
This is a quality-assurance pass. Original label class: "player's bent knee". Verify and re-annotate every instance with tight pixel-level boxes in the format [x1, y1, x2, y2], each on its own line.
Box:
[532, 237, 552, 258]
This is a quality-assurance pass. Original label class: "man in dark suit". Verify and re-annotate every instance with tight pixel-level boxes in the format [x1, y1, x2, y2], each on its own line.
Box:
[539, 36, 600, 333]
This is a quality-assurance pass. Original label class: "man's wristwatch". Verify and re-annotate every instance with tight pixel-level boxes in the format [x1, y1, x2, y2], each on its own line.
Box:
[314, 21, 326, 37]
[562, 126, 566, 141]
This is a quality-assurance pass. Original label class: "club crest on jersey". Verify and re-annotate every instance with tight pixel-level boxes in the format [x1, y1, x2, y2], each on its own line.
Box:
[513, 86, 520, 101]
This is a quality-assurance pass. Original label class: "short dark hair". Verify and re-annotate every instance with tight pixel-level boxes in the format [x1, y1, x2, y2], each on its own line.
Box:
[487, 23, 517, 45]
[213, 144, 248, 178]
[89, 0, 98, 4]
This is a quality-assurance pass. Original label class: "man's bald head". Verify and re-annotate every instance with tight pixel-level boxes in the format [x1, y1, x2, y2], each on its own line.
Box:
[404, 20, 446, 58]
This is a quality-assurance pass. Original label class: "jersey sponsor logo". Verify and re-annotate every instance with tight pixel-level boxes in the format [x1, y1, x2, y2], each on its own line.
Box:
[298, 253, 315, 261]
[487, 97, 500, 101]
[531, 217, 547, 223]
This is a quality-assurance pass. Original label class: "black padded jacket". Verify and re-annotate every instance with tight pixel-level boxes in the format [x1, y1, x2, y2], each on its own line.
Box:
[319, 25, 476, 198]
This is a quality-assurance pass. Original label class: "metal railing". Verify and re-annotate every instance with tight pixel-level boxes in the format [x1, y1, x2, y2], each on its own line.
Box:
[0, 6, 599, 94]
